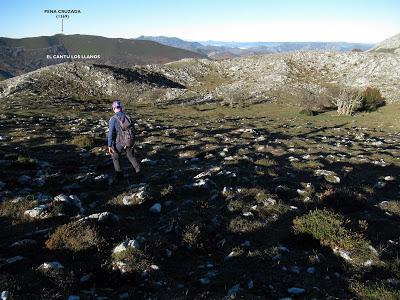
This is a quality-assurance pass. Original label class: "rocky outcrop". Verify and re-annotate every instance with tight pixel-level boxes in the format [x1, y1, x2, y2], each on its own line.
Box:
[0, 62, 185, 101]
[370, 33, 400, 54]
[152, 51, 400, 103]
[1, 50, 400, 104]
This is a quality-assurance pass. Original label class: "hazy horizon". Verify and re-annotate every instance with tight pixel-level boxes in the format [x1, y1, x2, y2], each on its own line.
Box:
[0, 0, 399, 43]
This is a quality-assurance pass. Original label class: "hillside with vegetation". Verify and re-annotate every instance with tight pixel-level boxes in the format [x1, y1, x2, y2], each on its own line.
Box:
[0, 34, 205, 79]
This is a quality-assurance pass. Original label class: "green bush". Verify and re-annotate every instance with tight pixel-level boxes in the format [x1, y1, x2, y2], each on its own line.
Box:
[293, 210, 373, 264]
[359, 87, 385, 112]
[299, 108, 317, 116]
[352, 282, 400, 300]
[71, 135, 95, 149]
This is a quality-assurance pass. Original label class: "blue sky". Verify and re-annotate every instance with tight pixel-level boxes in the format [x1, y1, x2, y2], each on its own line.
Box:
[0, 0, 399, 42]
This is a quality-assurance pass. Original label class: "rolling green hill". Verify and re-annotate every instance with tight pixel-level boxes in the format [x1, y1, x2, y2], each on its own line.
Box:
[0, 34, 206, 79]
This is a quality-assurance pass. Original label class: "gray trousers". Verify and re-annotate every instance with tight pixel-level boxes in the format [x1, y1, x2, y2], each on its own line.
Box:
[111, 144, 140, 173]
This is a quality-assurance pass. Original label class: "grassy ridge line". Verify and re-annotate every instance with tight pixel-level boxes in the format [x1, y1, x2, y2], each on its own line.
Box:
[0, 34, 206, 60]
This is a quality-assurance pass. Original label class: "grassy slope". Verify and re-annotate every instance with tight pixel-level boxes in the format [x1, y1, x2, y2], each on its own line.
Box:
[143, 103, 400, 133]
[0, 34, 205, 60]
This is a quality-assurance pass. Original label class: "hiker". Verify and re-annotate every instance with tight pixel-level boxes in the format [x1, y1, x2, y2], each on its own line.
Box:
[107, 100, 141, 182]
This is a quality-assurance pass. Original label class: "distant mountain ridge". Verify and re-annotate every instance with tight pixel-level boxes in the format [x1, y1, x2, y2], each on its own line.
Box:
[135, 36, 375, 58]
[0, 34, 205, 80]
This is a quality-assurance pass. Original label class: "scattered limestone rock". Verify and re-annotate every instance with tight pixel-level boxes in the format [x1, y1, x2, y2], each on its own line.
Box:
[226, 283, 241, 297]
[10, 239, 37, 247]
[80, 273, 92, 283]
[1, 291, 10, 300]
[384, 176, 396, 182]
[113, 239, 140, 254]
[17, 175, 32, 185]
[315, 170, 340, 184]
[85, 211, 119, 223]
[374, 181, 386, 189]
[54, 194, 85, 214]
[149, 203, 162, 213]
[122, 184, 148, 205]
[287, 287, 306, 295]
[39, 261, 64, 270]
[199, 277, 210, 285]
[333, 247, 352, 261]
[5, 256, 24, 264]
[24, 205, 48, 219]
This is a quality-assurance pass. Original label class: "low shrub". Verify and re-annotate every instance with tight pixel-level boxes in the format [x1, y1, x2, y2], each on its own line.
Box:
[351, 282, 400, 300]
[319, 187, 366, 213]
[45, 220, 103, 252]
[299, 108, 317, 116]
[71, 135, 95, 149]
[293, 210, 373, 265]
[359, 87, 385, 112]
[182, 223, 206, 250]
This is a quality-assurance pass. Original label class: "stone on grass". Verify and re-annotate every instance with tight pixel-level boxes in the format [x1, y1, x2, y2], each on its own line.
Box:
[1, 291, 10, 300]
[248, 280, 254, 289]
[24, 205, 48, 219]
[374, 181, 386, 189]
[306, 267, 316, 274]
[6, 256, 24, 264]
[149, 203, 162, 213]
[80, 273, 92, 283]
[10, 239, 37, 247]
[85, 212, 119, 223]
[384, 176, 396, 182]
[199, 277, 210, 285]
[18, 175, 31, 185]
[113, 239, 140, 254]
[39, 261, 64, 270]
[122, 184, 148, 205]
[333, 247, 352, 261]
[287, 287, 306, 295]
[227, 283, 241, 297]
[54, 194, 85, 214]
[315, 170, 340, 184]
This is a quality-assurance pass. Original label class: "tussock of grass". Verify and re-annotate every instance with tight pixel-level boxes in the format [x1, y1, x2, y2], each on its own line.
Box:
[319, 187, 366, 213]
[182, 223, 206, 250]
[45, 220, 103, 252]
[254, 159, 277, 167]
[160, 185, 174, 198]
[351, 282, 400, 300]
[291, 160, 324, 170]
[228, 217, 267, 233]
[71, 134, 95, 149]
[0, 199, 36, 224]
[382, 201, 400, 217]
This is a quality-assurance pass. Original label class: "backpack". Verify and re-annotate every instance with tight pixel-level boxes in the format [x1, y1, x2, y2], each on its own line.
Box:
[114, 113, 135, 148]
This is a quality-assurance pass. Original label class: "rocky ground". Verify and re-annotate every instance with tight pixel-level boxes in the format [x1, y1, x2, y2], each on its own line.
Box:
[0, 97, 399, 299]
[2, 51, 400, 110]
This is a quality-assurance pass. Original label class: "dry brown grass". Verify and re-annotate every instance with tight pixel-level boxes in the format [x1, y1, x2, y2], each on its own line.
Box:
[45, 220, 103, 252]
